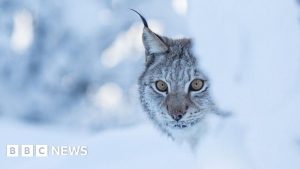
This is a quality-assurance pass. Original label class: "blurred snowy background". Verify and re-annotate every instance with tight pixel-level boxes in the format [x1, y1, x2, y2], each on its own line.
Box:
[0, 0, 300, 169]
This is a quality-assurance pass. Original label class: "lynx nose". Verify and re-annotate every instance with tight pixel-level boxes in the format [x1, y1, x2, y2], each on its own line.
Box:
[169, 109, 187, 121]
[165, 93, 190, 121]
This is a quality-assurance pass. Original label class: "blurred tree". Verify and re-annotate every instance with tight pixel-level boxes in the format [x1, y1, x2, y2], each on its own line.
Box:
[0, 0, 186, 129]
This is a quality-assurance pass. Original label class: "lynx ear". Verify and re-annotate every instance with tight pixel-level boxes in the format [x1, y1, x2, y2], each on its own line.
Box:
[131, 9, 168, 54]
[142, 28, 168, 54]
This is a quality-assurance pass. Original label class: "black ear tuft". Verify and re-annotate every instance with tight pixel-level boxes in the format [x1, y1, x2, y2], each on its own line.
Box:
[131, 9, 168, 55]
[130, 9, 148, 28]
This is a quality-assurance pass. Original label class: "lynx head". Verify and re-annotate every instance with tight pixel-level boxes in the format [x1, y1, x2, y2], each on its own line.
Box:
[133, 10, 216, 137]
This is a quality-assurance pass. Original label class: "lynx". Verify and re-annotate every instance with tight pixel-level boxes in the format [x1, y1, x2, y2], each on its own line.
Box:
[132, 10, 221, 146]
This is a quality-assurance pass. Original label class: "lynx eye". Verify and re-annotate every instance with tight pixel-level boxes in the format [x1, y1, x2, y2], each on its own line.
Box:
[190, 79, 204, 91]
[155, 80, 168, 92]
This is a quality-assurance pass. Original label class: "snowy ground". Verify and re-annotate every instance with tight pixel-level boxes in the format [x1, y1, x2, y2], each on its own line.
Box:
[0, 119, 196, 169]
[0, 116, 253, 169]
[1, 112, 299, 169]
[188, 1, 300, 169]
[1, 0, 300, 169]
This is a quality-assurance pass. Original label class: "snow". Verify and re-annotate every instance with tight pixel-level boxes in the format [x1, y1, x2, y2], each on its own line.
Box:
[188, 0, 300, 169]
[0, 119, 196, 169]
[0, 116, 256, 169]
[1, 0, 300, 169]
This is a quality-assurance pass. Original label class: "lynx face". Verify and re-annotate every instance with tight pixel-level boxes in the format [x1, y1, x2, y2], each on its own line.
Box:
[133, 10, 215, 137]
[139, 39, 215, 131]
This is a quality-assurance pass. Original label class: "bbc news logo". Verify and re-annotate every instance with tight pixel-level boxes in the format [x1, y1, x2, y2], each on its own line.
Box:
[6, 145, 88, 157]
